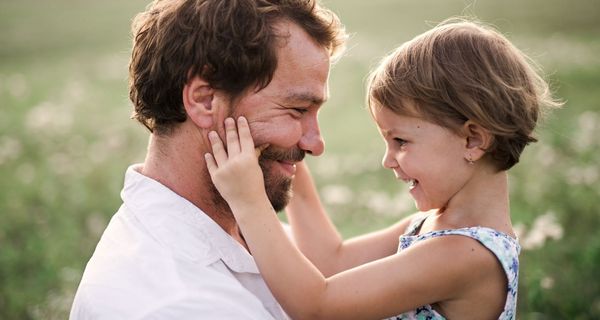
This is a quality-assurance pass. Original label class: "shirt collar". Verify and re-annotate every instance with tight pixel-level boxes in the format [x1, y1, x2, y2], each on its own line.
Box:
[121, 164, 260, 274]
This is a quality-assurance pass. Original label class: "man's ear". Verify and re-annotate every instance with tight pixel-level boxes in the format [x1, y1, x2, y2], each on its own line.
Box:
[182, 75, 215, 129]
[462, 120, 493, 162]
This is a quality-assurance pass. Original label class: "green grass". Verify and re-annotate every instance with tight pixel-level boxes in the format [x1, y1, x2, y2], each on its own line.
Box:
[1, 0, 599, 318]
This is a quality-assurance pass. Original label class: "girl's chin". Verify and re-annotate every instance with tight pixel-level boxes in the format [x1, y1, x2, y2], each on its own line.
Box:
[413, 200, 433, 212]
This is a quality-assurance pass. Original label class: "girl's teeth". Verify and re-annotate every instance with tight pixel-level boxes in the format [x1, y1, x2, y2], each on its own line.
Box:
[408, 179, 417, 190]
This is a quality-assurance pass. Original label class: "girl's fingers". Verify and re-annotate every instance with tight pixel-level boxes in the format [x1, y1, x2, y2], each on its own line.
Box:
[208, 131, 227, 166]
[237, 116, 256, 153]
[225, 117, 240, 156]
[255, 143, 269, 158]
[208, 117, 258, 167]
[204, 153, 218, 175]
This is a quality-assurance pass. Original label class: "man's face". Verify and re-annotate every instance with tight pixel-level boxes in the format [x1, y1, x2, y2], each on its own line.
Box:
[223, 21, 330, 211]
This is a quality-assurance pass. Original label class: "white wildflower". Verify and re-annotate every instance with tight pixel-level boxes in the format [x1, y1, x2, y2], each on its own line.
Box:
[62, 79, 86, 104]
[521, 212, 564, 250]
[321, 184, 354, 205]
[60, 267, 81, 283]
[48, 152, 73, 176]
[25, 101, 73, 135]
[535, 144, 557, 168]
[574, 111, 599, 152]
[0, 135, 22, 165]
[364, 191, 391, 215]
[95, 53, 127, 80]
[6, 73, 29, 99]
[540, 276, 555, 289]
[566, 166, 599, 186]
[390, 192, 415, 216]
[312, 156, 341, 178]
[86, 212, 108, 238]
[16, 163, 36, 185]
[513, 223, 526, 240]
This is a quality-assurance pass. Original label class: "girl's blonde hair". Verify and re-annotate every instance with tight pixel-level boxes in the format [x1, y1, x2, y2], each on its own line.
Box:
[368, 18, 562, 171]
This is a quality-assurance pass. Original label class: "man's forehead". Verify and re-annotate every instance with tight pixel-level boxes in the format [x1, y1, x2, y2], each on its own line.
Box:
[253, 84, 327, 104]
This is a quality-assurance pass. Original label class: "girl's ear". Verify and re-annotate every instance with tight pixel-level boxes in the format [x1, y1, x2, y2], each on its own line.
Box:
[183, 75, 215, 129]
[462, 120, 493, 162]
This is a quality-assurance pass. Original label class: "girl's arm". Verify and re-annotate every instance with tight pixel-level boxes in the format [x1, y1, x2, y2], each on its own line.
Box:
[205, 117, 484, 319]
[286, 162, 417, 276]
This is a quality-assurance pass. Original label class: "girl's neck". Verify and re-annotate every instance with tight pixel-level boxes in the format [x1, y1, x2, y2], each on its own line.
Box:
[426, 167, 514, 237]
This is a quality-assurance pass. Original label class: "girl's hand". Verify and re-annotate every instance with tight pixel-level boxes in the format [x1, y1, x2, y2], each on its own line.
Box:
[205, 117, 269, 209]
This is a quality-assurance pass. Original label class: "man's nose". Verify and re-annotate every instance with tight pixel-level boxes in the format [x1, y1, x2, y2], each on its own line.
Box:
[298, 116, 325, 156]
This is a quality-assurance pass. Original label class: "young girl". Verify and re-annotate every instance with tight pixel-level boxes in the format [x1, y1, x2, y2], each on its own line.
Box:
[205, 19, 561, 320]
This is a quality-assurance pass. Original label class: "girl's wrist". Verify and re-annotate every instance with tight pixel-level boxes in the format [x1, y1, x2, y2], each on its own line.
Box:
[229, 193, 274, 218]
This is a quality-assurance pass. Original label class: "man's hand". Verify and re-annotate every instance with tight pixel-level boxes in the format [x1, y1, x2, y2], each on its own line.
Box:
[205, 117, 269, 209]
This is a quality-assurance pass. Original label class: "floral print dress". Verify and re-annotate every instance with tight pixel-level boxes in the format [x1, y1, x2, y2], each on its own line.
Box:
[386, 215, 521, 320]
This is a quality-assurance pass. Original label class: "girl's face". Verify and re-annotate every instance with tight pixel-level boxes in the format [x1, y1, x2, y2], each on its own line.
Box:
[371, 105, 472, 212]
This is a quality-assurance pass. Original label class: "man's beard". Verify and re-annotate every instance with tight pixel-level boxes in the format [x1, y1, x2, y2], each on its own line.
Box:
[207, 145, 305, 214]
[258, 146, 305, 211]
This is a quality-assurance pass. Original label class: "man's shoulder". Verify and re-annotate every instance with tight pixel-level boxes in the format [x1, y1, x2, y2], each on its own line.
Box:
[79, 205, 221, 284]
[70, 167, 283, 318]
[70, 272, 277, 319]
[94, 199, 219, 261]
[72, 232, 272, 319]
[71, 206, 276, 318]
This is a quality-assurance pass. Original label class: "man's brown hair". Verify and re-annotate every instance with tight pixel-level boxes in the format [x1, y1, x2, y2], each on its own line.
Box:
[129, 0, 346, 134]
[368, 18, 562, 171]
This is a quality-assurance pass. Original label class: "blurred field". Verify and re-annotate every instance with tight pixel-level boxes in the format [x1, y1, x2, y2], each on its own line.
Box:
[1, 0, 599, 318]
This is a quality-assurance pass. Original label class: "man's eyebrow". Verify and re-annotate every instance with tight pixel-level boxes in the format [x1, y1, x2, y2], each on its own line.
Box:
[283, 92, 326, 105]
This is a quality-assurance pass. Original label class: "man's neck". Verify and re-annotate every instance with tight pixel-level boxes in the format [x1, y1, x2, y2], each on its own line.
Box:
[140, 127, 248, 248]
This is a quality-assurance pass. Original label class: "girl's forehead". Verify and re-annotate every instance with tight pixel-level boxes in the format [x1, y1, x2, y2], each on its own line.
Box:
[373, 107, 426, 132]
[372, 105, 419, 122]
[370, 97, 423, 117]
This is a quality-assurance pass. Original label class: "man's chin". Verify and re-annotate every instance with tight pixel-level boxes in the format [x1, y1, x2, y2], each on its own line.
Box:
[264, 174, 292, 212]
[206, 165, 291, 214]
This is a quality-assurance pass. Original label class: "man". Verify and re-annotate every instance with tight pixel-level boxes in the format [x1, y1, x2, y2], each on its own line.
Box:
[70, 0, 346, 318]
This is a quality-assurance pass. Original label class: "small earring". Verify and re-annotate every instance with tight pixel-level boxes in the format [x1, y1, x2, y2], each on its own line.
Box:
[467, 154, 475, 165]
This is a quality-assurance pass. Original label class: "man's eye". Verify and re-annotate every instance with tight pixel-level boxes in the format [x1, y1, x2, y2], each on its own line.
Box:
[292, 108, 308, 115]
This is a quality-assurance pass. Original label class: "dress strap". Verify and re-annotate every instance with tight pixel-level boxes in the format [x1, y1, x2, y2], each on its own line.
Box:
[404, 214, 429, 236]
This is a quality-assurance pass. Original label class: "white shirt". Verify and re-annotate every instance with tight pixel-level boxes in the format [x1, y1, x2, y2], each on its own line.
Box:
[70, 165, 288, 319]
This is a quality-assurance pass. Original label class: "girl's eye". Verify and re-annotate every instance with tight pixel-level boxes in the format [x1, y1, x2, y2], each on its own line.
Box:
[393, 137, 407, 146]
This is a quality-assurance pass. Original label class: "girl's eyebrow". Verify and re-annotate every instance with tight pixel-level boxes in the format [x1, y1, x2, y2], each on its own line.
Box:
[381, 126, 416, 140]
[380, 128, 396, 138]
